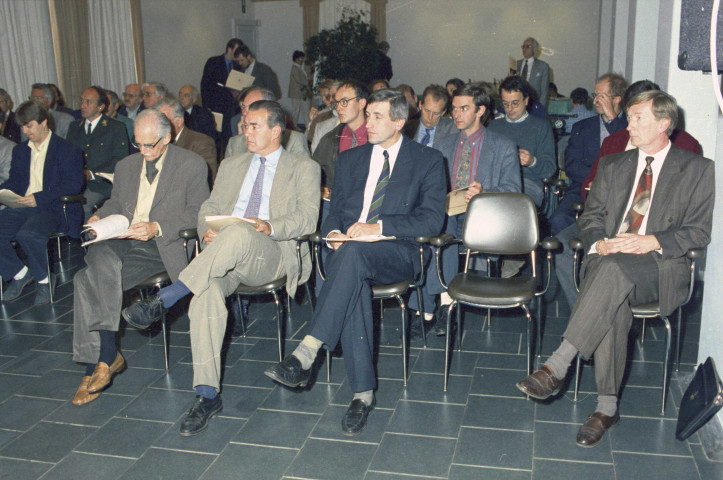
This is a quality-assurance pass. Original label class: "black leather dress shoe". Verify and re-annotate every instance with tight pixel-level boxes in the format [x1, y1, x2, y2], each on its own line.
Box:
[434, 307, 453, 337]
[179, 395, 223, 436]
[408, 315, 434, 342]
[515, 365, 563, 400]
[341, 397, 375, 436]
[576, 411, 619, 447]
[34, 275, 54, 305]
[2, 271, 34, 301]
[264, 355, 310, 388]
[122, 294, 166, 330]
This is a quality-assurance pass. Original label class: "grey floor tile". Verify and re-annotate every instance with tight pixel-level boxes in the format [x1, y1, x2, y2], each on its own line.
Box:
[386, 400, 464, 437]
[455, 427, 533, 470]
[0, 421, 95, 462]
[0, 350, 73, 375]
[457, 330, 522, 355]
[412, 348, 478, 376]
[310, 404, 392, 443]
[32, 330, 74, 353]
[119, 388, 192, 422]
[200, 443, 297, 480]
[0, 458, 52, 479]
[365, 472, 444, 480]
[533, 421, 613, 463]
[155, 416, 245, 454]
[286, 438, 377, 480]
[75, 417, 172, 458]
[0, 428, 20, 449]
[690, 443, 723, 480]
[242, 338, 292, 362]
[476, 352, 529, 370]
[532, 391, 599, 424]
[259, 381, 338, 414]
[532, 458, 615, 480]
[610, 417, 691, 456]
[624, 360, 666, 388]
[0, 320, 67, 336]
[449, 464, 531, 480]
[0, 395, 64, 430]
[0, 373, 37, 403]
[40, 452, 134, 479]
[45, 393, 134, 427]
[400, 371, 472, 405]
[470, 367, 528, 397]
[232, 409, 320, 448]
[618, 384, 676, 418]
[376, 351, 418, 381]
[369, 433, 455, 477]
[223, 359, 278, 388]
[149, 362, 194, 391]
[463, 395, 535, 431]
[118, 447, 216, 480]
[215, 385, 273, 419]
[613, 452, 700, 480]
[125, 343, 190, 369]
[17, 369, 85, 400]
[106, 366, 165, 395]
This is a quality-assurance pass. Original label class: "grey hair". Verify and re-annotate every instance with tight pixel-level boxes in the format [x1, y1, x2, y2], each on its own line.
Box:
[368, 88, 409, 121]
[181, 85, 198, 98]
[154, 97, 185, 120]
[527, 37, 540, 51]
[31, 83, 54, 100]
[135, 108, 172, 138]
[242, 86, 276, 102]
[141, 82, 168, 99]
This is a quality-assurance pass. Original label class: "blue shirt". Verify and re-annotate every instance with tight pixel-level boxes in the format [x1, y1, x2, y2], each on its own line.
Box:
[415, 124, 436, 147]
[231, 147, 282, 220]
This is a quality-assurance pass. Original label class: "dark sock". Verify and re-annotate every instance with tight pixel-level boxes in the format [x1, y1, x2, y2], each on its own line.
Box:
[85, 363, 95, 376]
[98, 330, 117, 365]
[195, 385, 217, 400]
[158, 281, 191, 308]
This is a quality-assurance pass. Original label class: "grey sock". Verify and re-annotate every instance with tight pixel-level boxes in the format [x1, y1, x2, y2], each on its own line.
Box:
[352, 390, 374, 405]
[596, 394, 618, 417]
[544, 339, 578, 379]
[291, 336, 322, 370]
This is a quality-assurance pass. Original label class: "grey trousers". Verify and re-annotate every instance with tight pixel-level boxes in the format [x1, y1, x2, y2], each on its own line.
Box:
[563, 252, 659, 396]
[73, 239, 165, 364]
[180, 222, 285, 391]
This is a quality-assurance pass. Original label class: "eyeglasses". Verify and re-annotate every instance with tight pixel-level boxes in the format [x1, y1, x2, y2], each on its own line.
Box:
[332, 96, 359, 109]
[123, 92, 140, 98]
[501, 100, 523, 109]
[131, 137, 163, 150]
[591, 92, 617, 100]
[29, 95, 46, 102]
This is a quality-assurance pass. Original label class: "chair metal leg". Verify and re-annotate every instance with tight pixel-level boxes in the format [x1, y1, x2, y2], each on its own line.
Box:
[675, 308, 682, 371]
[286, 293, 292, 321]
[536, 295, 542, 357]
[574, 354, 582, 401]
[444, 302, 456, 392]
[457, 302, 463, 352]
[379, 299, 384, 320]
[161, 312, 169, 370]
[521, 303, 532, 376]
[305, 282, 315, 311]
[396, 295, 408, 387]
[661, 315, 671, 415]
[46, 249, 54, 304]
[326, 349, 331, 382]
[416, 286, 427, 348]
[273, 291, 284, 362]
[641, 318, 646, 343]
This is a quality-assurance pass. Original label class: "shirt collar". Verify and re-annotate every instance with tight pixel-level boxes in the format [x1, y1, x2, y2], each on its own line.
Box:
[253, 146, 283, 166]
[506, 112, 529, 124]
[30, 131, 52, 153]
[372, 134, 403, 162]
[86, 114, 102, 131]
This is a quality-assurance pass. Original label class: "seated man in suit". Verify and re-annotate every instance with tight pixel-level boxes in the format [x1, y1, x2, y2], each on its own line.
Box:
[402, 84, 455, 149]
[178, 85, 217, 141]
[517, 91, 714, 448]
[0, 101, 83, 304]
[0, 88, 22, 143]
[155, 98, 218, 185]
[141, 82, 167, 110]
[234, 45, 282, 100]
[225, 87, 310, 159]
[265, 89, 447, 435]
[29, 83, 74, 139]
[121, 100, 320, 436]
[409, 84, 522, 338]
[66, 86, 130, 219]
[71, 109, 209, 406]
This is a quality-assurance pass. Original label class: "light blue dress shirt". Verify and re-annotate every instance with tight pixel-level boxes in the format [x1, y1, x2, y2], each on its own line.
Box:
[231, 146, 282, 220]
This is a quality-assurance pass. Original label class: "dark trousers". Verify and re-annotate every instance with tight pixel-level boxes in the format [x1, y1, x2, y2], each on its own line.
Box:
[0, 207, 61, 281]
[563, 252, 659, 395]
[308, 240, 418, 392]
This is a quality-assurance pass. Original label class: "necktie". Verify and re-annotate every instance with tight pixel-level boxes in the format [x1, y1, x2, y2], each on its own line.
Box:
[145, 158, 159, 184]
[366, 150, 390, 224]
[455, 137, 473, 189]
[244, 157, 266, 218]
[420, 127, 432, 146]
[86, 122, 91, 135]
[521, 59, 529, 80]
[351, 131, 358, 148]
[620, 156, 654, 234]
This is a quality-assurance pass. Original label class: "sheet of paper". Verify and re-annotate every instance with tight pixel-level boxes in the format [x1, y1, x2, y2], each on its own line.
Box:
[0, 189, 29, 208]
[81, 214, 131, 246]
[212, 112, 223, 132]
[446, 187, 469, 215]
[205, 215, 256, 231]
[322, 235, 396, 243]
[226, 70, 255, 91]
[96, 172, 114, 183]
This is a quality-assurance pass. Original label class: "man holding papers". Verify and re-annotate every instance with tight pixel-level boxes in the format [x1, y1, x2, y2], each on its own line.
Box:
[121, 100, 319, 436]
[265, 89, 446, 436]
[70, 109, 209, 406]
[0, 101, 83, 304]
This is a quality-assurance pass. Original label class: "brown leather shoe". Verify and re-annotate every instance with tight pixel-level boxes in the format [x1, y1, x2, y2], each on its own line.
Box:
[576, 411, 620, 448]
[87, 353, 126, 393]
[72, 376, 101, 406]
[515, 365, 563, 399]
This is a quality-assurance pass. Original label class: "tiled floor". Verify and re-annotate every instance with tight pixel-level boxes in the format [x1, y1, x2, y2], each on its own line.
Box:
[1, 242, 722, 479]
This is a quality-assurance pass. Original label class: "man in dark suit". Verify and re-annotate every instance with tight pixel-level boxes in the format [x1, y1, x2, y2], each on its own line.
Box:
[178, 85, 217, 141]
[402, 84, 456, 149]
[517, 90, 715, 448]
[549, 73, 627, 234]
[375, 41, 393, 81]
[71, 109, 209, 407]
[0, 101, 83, 304]
[118, 83, 144, 120]
[265, 89, 447, 435]
[516, 37, 550, 101]
[66, 86, 130, 219]
[201, 38, 245, 151]
[0, 88, 22, 143]
[234, 45, 282, 100]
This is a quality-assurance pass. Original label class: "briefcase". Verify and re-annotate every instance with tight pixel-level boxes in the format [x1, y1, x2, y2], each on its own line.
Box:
[675, 357, 723, 441]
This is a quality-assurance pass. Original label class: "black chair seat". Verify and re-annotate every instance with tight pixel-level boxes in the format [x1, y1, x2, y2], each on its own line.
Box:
[138, 271, 171, 287]
[632, 302, 661, 317]
[448, 274, 536, 306]
[234, 276, 287, 295]
[372, 279, 413, 298]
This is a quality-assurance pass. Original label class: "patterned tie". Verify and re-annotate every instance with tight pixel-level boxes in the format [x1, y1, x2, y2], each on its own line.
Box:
[620, 156, 654, 234]
[244, 157, 266, 218]
[455, 138, 473, 189]
[366, 150, 390, 224]
[351, 130, 358, 148]
[420, 127, 432, 146]
[521, 59, 529, 80]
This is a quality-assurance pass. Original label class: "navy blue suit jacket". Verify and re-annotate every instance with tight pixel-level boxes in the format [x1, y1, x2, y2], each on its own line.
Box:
[565, 114, 627, 190]
[322, 136, 446, 244]
[0, 134, 84, 237]
[201, 54, 240, 117]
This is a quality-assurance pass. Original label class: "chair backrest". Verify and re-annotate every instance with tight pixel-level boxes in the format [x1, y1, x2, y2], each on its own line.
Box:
[461, 193, 539, 255]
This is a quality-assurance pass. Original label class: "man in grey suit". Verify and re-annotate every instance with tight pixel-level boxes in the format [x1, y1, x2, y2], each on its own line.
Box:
[517, 91, 714, 448]
[288, 50, 311, 129]
[30, 83, 73, 139]
[516, 37, 550, 102]
[225, 87, 310, 159]
[402, 84, 456, 149]
[234, 45, 282, 100]
[71, 109, 210, 407]
[122, 100, 320, 436]
[409, 84, 522, 338]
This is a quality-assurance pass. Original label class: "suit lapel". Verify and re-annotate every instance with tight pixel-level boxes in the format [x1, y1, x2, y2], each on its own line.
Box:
[647, 146, 681, 229]
[610, 149, 638, 234]
[269, 151, 292, 217]
[383, 138, 411, 212]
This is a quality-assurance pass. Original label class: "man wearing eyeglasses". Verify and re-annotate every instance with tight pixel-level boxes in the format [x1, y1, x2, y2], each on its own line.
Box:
[66, 86, 130, 219]
[71, 109, 209, 407]
[141, 82, 167, 110]
[401, 84, 456, 149]
[487, 75, 557, 206]
[516, 37, 550, 102]
[118, 83, 144, 121]
[308, 79, 342, 153]
[549, 73, 628, 235]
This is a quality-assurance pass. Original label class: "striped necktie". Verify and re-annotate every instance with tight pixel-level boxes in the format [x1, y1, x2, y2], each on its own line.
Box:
[620, 156, 654, 234]
[366, 150, 389, 224]
[244, 157, 266, 218]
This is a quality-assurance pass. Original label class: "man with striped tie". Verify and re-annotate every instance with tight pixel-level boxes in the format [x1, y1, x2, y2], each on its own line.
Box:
[265, 89, 447, 436]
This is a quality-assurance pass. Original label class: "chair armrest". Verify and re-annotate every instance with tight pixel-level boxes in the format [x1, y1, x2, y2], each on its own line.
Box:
[554, 178, 567, 189]
[571, 202, 584, 214]
[309, 232, 323, 244]
[542, 175, 557, 185]
[425, 233, 459, 248]
[179, 228, 199, 240]
[569, 237, 584, 251]
[540, 236, 560, 251]
[60, 194, 86, 204]
[294, 233, 311, 242]
[686, 248, 705, 260]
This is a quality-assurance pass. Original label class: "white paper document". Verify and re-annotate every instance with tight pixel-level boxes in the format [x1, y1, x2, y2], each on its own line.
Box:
[205, 215, 256, 231]
[322, 235, 396, 243]
[0, 189, 30, 208]
[81, 214, 131, 246]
